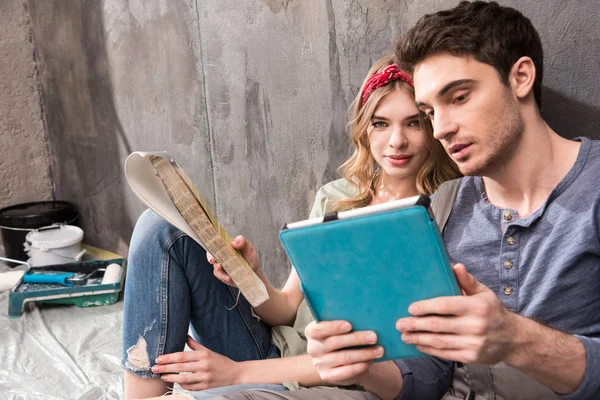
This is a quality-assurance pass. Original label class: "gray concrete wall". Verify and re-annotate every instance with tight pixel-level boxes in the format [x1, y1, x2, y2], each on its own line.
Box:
[0, 1, 53, 212]
[19, 0, 600, 286]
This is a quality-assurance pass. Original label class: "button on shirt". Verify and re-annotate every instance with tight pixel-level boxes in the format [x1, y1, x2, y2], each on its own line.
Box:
[395, 138, 600, 400]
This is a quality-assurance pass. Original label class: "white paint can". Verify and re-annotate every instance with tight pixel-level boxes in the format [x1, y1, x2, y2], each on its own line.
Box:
[25, 225, 86, 267]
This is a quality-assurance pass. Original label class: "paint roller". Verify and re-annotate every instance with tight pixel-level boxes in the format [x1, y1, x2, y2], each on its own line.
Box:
[0, 257, 122, 292]
[21, 263, 122, 287]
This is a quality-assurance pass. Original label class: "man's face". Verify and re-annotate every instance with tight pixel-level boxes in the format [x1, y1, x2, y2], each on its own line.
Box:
[413, 53, 524, 176]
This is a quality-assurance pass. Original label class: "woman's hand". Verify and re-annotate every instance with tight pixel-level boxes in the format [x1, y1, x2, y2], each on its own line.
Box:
[152, 336, 243, 391]
[207, 235, 263, 287]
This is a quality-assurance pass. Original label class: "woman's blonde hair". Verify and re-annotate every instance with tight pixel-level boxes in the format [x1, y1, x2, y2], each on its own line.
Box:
[331, 55, 461, 212]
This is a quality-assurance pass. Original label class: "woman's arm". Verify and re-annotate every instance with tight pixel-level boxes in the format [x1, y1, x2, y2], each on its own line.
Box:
[210, 236, 304, 327]
[238, 353, 324, 387]
[251, 267, 304, 327]
[154, 338, 325, 391]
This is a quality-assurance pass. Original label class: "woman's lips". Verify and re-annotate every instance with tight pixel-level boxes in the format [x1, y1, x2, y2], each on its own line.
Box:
[386, 155, 412, 166]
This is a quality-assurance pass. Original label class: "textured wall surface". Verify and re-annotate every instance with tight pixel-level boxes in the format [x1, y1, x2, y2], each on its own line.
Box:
[0, 1, 53, 211]
[20, 0, 600, 286]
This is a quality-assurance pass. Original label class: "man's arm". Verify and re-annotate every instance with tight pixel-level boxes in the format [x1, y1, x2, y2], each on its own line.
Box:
[397, 264, 591, 397]
[503, 314, 585, 394]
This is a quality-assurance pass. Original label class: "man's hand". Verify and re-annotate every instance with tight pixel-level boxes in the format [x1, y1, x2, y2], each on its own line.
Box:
[305, 320, 384, 386]
[207, 235, 262, 287]
[396, 263, 518, 364]
[152, 336, 241, 391]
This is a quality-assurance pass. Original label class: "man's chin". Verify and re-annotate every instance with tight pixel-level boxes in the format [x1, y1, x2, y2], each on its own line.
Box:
[456, 160, 484, 176]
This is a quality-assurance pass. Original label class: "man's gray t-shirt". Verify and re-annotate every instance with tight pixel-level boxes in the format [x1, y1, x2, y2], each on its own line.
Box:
[396, 137, 600, 400]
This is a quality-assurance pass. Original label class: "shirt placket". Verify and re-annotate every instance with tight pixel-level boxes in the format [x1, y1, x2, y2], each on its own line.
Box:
[499, 208, 519, 312]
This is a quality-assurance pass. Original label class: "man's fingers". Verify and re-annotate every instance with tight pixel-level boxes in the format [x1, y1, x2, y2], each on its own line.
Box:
[407, 295, 484, 317]
[414, 345, 474, 364]
[400, 331, 479, 353]
[305, 320, 352, 341]
[396, 315, 483, 335]
[453, 264, 488, 296]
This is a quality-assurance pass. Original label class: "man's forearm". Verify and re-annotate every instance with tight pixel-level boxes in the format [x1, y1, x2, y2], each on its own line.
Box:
[238, 354, 325, 387]
[357, 361, 403, 400]
[505, 313, 586, 394]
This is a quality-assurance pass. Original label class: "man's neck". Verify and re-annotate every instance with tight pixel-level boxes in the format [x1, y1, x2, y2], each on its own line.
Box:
[482, 115, 580, 217]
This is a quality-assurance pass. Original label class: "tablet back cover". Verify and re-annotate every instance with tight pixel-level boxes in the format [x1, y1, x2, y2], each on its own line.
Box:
[279, 205, 460, 361]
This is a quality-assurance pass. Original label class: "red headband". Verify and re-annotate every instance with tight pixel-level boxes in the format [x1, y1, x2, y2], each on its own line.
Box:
[360, 64, 414, 107]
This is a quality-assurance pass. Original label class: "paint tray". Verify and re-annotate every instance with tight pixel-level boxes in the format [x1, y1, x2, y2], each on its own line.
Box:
[7, 244, 127, 318]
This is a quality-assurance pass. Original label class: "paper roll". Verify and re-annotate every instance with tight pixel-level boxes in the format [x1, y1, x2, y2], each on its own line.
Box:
[101, 263, 122, 284]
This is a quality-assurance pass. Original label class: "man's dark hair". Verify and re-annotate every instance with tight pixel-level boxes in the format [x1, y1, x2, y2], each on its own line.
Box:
[396, 1, 544, 107]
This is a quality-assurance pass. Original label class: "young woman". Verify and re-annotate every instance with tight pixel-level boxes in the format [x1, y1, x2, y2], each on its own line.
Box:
[122, 55, 461, 400]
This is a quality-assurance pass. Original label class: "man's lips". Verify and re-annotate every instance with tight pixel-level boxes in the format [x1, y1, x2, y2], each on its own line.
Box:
[447, 143, 472, 160]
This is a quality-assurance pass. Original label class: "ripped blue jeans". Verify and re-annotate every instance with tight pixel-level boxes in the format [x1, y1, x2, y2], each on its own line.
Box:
[122, 210, 283, 396]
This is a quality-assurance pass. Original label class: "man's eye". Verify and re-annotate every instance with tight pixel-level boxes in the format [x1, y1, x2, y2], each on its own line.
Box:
[425, 111, 434, 120]
[454, 93, 468, 103]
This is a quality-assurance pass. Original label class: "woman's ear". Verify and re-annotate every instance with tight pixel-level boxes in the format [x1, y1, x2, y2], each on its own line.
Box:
[509, 56, 536, 101]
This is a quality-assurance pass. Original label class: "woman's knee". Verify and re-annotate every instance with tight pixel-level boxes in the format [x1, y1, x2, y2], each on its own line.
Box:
[131, 209, 178, 247]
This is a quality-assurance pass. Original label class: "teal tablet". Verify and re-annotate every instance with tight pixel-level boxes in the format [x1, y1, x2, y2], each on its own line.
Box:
[279, 194, 461, 361]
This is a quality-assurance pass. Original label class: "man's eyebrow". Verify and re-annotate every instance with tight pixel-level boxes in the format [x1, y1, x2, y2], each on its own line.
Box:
[438, 79, 475, 96]
[416, 79, 476, 108]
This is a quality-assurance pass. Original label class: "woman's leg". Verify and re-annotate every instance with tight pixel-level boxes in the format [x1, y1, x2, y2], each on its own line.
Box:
[122, 210, 277, 399]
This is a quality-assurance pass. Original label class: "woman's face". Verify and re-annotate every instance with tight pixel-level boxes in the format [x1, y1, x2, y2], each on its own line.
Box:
[367, 87, 429, 183]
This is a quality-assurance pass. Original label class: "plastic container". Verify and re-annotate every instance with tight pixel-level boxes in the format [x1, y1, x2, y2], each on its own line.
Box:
[25, 225, 85, 267]
[0, 201, 79, 266]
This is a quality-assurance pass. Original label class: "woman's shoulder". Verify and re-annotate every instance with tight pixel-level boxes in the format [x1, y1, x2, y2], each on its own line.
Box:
[310, 178, 358, 219]
[316, 178, 358, 200]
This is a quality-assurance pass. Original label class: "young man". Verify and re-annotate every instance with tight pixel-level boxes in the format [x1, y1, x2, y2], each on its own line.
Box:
[304, 1, 599, 400]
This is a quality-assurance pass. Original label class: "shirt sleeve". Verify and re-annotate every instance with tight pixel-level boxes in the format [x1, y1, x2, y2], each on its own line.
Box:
[394, 356, 454, 400]
[558, 335, 600, 400]
[308, 187, 328, 219]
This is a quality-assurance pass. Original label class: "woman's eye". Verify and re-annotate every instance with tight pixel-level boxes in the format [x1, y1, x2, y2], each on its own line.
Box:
[408, 120, 421, 128]
[372, 121, 387, 128]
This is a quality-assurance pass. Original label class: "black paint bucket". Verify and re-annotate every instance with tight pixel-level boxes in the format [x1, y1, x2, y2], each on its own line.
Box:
[0, 201, 79, 267]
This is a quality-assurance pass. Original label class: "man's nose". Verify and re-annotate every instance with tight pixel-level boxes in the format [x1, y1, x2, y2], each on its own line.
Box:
[432, 111, 457, 141]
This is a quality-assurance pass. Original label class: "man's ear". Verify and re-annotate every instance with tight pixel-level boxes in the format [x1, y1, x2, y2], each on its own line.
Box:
[509, 56, 536, 100]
